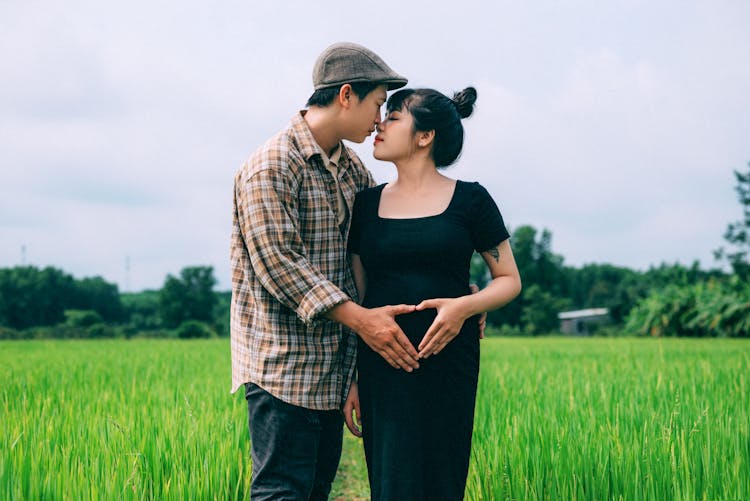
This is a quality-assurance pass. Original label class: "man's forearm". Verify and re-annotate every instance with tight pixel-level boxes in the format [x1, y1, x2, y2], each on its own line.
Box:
[325, 300, 366, 332]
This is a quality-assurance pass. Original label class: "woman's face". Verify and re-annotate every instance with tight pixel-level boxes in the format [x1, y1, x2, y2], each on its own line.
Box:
[373, 107, 419, 162]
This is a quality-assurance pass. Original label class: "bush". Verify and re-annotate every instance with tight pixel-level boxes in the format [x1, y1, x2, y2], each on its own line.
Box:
[18, 323, 118, 339]
[22, 325, 84, 339]
[175, 320, 216, 339]
[64, 310, 104, 328]
[129, 329, 175, 339]
[625, 278, 750, 337]
[0, 326, 23, 340]
[121, 291, 161, 331]
[86, 324, 117, 338]
[485, 324, 525, 337]
[589, 325, 627, 337]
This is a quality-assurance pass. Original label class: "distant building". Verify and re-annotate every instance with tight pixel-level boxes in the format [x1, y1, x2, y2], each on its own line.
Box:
[558, 308, 610, 335]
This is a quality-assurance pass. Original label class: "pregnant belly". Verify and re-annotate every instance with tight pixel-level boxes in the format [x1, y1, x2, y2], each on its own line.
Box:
[362, 272, 468, 309]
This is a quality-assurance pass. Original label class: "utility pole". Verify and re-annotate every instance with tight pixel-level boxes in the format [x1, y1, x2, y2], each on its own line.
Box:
[21, 244, 26, 265]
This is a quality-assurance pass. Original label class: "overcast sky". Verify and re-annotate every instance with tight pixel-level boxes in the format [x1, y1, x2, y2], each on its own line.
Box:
[2, 0, 749, 291]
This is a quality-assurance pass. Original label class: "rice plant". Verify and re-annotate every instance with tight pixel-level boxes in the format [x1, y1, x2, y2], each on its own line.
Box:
[1, 337, 748, 500]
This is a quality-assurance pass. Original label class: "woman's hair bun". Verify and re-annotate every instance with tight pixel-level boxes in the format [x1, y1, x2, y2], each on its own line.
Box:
[451, 87, 477, 119]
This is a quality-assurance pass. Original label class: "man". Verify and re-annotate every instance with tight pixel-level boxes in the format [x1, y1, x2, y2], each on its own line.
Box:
[230, 42, 420, 500]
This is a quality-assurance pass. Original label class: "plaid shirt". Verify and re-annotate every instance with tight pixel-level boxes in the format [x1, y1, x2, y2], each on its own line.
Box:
[230, 111, 375, 410]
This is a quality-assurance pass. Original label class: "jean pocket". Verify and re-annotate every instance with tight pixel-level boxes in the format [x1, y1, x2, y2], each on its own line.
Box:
[272, 394, 321, 428]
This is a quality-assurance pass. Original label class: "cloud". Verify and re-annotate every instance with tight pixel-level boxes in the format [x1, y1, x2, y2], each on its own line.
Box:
[1, 0, 749, 290]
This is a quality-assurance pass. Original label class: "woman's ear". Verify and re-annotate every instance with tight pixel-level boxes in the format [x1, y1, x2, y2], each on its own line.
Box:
[417, 130, 435, 148]
[338, 84, 353, 109]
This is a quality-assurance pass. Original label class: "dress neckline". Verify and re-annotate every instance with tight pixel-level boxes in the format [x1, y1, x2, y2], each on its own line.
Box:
[376, 180, 462, 221]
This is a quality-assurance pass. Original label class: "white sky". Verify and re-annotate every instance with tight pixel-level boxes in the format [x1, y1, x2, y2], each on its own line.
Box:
[1, 0, 749, 291]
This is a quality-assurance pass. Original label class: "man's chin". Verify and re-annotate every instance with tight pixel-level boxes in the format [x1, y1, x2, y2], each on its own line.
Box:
[345, 133, 372, 144]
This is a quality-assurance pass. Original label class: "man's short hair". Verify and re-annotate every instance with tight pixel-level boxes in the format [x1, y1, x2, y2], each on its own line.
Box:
[306, 82, 380, 108]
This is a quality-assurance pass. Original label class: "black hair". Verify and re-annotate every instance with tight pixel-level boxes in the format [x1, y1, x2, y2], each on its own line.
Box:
[386, 86, 477, 168]
[306, 82, 380, 107]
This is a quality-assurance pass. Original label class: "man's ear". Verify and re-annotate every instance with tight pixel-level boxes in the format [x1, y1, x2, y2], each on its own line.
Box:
[338, 84, 354, 109]
[417, 130, 435, 148]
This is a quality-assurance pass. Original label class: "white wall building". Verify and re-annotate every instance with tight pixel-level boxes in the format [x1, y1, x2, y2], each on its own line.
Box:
[558, 308, 610, 335]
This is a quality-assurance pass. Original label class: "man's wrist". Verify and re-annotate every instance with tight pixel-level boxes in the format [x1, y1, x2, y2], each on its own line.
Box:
[326, 300, 366, 331]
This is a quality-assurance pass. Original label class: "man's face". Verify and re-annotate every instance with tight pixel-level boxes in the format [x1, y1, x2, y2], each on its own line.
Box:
[343, 84, 388, 143]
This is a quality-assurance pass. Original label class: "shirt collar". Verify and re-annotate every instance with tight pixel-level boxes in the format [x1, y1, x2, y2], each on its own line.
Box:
[320, 144, 342, 168]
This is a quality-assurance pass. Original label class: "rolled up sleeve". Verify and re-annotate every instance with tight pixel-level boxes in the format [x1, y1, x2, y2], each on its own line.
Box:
[236, 167, 350, 324]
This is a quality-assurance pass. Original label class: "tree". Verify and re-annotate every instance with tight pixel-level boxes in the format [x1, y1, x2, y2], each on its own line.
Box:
[0, 266, 124, 329]
[625, 279, 750, 338]
[121, 290, 162, 330]
[511, 226, 566, 295]
[64, 309, 104, 328]
[175, 320, 216, 339]
[564, 263, 643, 324]
[520, 285, 571, 335]
[486, 225, 567, 330]
[71, 276, 123, 322]
[469, 253, 490, 289]
[715, 162, 750, 279]
[0, 266, 77, 329]
[213, 291, 232, 337]
[158, 266, 218, 328]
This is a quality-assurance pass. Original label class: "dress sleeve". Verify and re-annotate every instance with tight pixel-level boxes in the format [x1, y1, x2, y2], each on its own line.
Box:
[347, 190, 366, 255]
[469, 182, 511, 252]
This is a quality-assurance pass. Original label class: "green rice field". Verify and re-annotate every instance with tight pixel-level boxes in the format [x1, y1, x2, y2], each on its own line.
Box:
[2, 337, 749, 500]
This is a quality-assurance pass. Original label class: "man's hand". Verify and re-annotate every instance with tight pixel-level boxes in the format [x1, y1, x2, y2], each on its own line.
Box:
[356, 305, 420, 371]
[343, 381, 362, 437]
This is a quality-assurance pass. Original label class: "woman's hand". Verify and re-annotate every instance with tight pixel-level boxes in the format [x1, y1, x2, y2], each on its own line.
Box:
[342, 380, 362, 437]
[415, 297, 471, 358]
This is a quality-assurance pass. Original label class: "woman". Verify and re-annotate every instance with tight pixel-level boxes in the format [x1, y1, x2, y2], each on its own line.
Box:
[344, 86, 522, 500]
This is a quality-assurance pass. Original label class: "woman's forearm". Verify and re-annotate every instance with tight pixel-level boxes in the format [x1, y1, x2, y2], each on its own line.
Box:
[456, 274, 522, 319]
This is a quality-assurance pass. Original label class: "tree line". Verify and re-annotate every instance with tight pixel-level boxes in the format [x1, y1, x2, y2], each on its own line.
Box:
[1, 163, 748, 339]
[0, 240, 741, 339]
[0, 265, 228, 339]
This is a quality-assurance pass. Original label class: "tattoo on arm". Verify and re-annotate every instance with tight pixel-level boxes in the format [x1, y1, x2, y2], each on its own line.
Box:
[488, 247, 500, 263]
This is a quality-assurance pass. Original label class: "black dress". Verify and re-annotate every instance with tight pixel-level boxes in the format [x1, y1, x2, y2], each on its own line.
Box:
[348, 180, 510, 501]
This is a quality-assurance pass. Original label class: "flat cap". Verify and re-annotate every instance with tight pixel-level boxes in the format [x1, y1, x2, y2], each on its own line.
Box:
[312, 42, 407, 91]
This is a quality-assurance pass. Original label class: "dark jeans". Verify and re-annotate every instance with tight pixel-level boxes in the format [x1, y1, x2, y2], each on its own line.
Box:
[244, 383, 344, 501]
